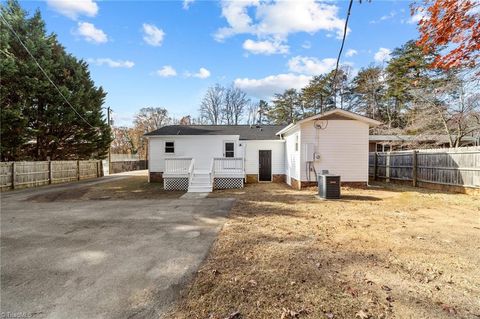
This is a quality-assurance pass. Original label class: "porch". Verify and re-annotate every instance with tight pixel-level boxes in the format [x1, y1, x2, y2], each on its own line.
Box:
[163, 157, 244, 192]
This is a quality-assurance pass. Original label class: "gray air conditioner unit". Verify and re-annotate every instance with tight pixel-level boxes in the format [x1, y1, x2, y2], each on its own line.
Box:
[318, 174, 341, 199]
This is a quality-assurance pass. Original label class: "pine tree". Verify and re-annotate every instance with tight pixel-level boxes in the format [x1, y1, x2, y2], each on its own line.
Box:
[352, 66, 386, 121]
[269, 89, 302, 124]
[384, 40, 438, 128]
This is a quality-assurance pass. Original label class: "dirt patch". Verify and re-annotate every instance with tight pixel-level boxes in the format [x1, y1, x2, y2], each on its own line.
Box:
[26, 176, 184, 202]
[166, 182, 480, 319]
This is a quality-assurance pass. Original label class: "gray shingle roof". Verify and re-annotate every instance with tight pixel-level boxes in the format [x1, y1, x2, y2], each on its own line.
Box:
[145, 125, 286, 140]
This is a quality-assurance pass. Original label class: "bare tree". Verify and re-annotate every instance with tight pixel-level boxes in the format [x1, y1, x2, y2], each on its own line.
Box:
[179, 115, 191, 125]
[134, 107, 171, 134]
[200, 84, 224, 124]
[224, 85, 249, 125]
[409, 70, 480, 147]
[131, 107, 172, 159]
[111, 126, 136, 154]
[246, 102, 258, 125]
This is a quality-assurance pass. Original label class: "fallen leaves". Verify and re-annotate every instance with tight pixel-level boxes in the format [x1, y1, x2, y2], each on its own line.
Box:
[280, 308, 308, 319]
[355, 309, 371, 319]
[224, 311, 241, 319]
[167, 183, 480, 319]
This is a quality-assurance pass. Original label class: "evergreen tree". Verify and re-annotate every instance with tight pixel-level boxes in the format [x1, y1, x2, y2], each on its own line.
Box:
[269, 89, 302, 124]
[257, 100, 271, 124]
[0, 0, 111, 161]
[352, 66, 386, 121]
[384, 40, 438, 128]
[301, 75, 333, 115]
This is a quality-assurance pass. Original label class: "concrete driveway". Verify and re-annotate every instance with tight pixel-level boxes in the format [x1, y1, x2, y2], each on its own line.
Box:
[1, 177, 233, 319]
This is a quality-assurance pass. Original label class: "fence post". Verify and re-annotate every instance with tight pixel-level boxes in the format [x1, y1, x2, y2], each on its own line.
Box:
[77, 160, 80, 181]
[48, 161, 53, 184]
[386, 152, 391, 183]
[96, 161, 99, 177]
[373, 152, 378, 181]
[412, 150, 418, 187]
[11, 162, 16, 190]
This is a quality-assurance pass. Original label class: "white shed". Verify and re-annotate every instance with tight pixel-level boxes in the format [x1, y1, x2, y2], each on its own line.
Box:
[277, 109, 381, 189]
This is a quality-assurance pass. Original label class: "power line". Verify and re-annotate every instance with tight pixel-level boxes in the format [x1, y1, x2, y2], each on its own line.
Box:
[1, 14, 95, 129]
[331, 0, 354, 105]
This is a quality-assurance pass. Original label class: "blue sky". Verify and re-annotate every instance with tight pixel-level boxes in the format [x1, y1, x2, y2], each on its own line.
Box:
[19, 0, 421, 126]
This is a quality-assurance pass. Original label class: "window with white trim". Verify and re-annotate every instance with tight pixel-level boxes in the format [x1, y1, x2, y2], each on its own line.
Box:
[295, 134, 299, 152]
[165, 141, 175, 153]
[224, 142, 235, 157]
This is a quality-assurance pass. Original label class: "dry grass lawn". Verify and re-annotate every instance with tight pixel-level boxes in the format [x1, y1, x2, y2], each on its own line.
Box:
[167, 182, 479, 319]
[27, 176, 184, 202]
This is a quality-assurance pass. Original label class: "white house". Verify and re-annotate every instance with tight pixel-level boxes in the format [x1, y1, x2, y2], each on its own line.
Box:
[145, 109, 381, 192]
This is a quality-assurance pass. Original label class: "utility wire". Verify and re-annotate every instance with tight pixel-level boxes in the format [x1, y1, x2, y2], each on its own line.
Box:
[331, 0, 354, 107]
[1, 14, 95, 129]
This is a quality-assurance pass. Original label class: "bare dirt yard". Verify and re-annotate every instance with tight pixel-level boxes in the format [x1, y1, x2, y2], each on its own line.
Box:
[166, 183, 480, 319]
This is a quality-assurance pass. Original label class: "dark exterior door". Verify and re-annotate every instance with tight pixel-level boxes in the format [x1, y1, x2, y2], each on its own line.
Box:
[259, 150, 272, 181]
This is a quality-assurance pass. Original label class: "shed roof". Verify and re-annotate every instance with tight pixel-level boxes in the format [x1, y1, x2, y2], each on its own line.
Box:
[276, 109, 382, 136]
[144, 125, 286, 140]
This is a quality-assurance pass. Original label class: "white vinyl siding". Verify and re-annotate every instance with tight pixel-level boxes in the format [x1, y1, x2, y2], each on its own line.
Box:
[243, 140, 285, 176]
[149, 135, 239, 172]
[299, 120, 369, 182]
[283, 128, 301, 184]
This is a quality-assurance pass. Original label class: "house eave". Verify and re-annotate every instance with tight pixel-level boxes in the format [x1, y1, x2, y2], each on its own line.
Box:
[276, 109, 382, 136]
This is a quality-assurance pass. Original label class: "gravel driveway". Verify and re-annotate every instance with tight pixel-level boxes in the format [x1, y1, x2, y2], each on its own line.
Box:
[1, 176, 233, 319]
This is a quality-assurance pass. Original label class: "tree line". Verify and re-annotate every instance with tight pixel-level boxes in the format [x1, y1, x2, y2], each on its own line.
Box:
[197, 40, 479, 148]
[1, 0, 111, 161]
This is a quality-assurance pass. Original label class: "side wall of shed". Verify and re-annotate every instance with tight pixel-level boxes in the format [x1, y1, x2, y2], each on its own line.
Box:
[299, 120, 370, 182]
[283, 128, 301, 185]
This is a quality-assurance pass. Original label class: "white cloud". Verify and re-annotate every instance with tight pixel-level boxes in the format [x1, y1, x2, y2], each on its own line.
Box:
[47, 0, 98, 19]
[215, 0, 347, 42]
[234, 73, 312, 99]
[243, 39, 289, 55]
[76, 22, 108, 43]
[287, 56, 337, 75]
[156, 65, 177, 77]
[192, 67, 211, 79]
[374, 48, 392, 63]
[183, 0, 194, 10]
[370, 11, 396, 24]
[408, 11, 426, 24]
[142, 23, 165, 47]
[89, 58, 134, 68]
[346, 49, 358, 57]
[302, 41, 312, 49]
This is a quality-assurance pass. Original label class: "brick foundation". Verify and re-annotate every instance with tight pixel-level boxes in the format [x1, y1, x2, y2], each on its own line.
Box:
[291, 178, 301, 190]
[246, 174, 258, 183]
[149, 172, 163, 183]
[290, 178, 367, 190]
[246, 174, 286, 183]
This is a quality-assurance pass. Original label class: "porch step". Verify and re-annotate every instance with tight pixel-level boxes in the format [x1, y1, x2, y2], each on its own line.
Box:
[188, 170, 213, 193]
[188, 185, 212, 192]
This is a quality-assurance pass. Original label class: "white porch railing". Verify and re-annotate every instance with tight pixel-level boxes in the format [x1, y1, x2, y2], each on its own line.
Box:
[164, 157, 192, 176]
[210, 159, 215, 185]
[213, 157, 244, 177]
[163, 157, 244, 179]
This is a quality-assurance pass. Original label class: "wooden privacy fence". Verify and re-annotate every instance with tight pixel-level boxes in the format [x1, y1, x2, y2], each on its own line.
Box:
[0, 160, 103, 191]
[369, 146, 480, 189]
